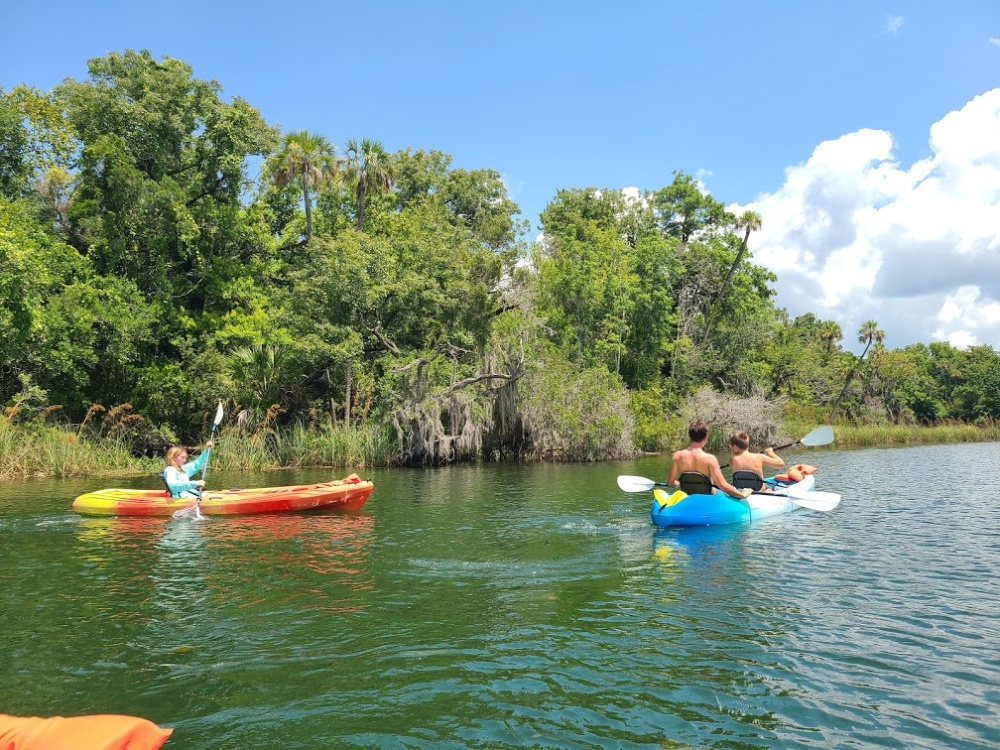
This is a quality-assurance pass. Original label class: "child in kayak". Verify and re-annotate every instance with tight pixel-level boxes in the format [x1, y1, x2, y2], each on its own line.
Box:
[163, 441, 213, 498]
[728, 431, 785, 491]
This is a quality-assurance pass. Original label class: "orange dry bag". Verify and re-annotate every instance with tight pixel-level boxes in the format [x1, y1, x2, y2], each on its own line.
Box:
[0, 713, 172, 750]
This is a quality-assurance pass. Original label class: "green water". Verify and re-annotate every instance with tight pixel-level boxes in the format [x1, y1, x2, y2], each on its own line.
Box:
[2, 447, 1000, 748]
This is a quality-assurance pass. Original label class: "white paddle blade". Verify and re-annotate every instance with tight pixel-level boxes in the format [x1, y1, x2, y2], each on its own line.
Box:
[172, 505, 198, 520]
[799, 425, 834, 447]
[617, 475, 656, 493]
[787, 488, 841, 512]
[213, 400, 224, 426]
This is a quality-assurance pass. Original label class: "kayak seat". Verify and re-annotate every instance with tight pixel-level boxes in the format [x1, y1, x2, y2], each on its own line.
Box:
[732, 470, 764, 491]
[157, 470, 175, 498]
[678, 471, 714, 495]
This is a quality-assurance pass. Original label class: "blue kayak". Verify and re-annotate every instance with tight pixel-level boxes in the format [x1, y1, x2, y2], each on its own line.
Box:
[650, 475, 817, 527]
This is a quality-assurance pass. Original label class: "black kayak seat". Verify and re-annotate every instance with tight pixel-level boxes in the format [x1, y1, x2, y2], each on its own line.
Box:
[678, 471, 714, 495]
[158, 470, 176, 497]
[732, 470, 764, 491]
[159, 470, 202, 499]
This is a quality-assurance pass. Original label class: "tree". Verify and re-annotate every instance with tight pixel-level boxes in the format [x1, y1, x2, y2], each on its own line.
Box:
[952, 345, 1000, 420]
[652, 171, 729, 244]
[534, 189, 673, 387]
[702, 209, 762, 343]
[441, 167, 521, 250]
[57, 50, 277, 303]
[828, 320, 885, 422]
[342, 138, 394, 232]
[0, 88, 30, 199]
[390, 148, 452, 209]
[0, 198, 155, 413]
[817, 320, 843, 359]
[268, 130, 339, 242]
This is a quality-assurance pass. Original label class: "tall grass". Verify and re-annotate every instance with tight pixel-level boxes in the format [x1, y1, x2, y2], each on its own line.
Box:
[0, 421, 155, 480]
[827, 421, 1000, 449]
[204, 422, 395, 473]
[4, 412, 1000, 481]
[0, 400, 398, 480]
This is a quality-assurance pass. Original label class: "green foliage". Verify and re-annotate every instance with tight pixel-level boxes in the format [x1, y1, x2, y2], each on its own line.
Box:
[534, 188, 673, 388]
[57, 50, 277, 304]
[266, 129, 339, 242]
[652, 171, 730, 243]
[0, 403, 167, 480]
[440, 167, 520, 249]
[3, 51, 1000, 475]
[0, 88, 31, 198]
[342, 137, 394, 232]
[0, 198, 157, 410]
[629, 386, 671, 453]
[521, 351, 633, 461]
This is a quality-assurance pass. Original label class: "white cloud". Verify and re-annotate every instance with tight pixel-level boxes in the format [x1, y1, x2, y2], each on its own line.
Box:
[989, 37, 1000, 47]
[887, 16, 904, 33]
[733, 88, 1000, 353]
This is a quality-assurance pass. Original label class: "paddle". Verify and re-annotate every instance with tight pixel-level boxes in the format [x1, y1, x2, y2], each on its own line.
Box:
[720, 425, 834, 469]
[784, 487, 841, 512]
[621, 472, 840, 512]
[621, 474, 747, 501]
[617, 475, 669, 492]
[173, 401, 224, 520]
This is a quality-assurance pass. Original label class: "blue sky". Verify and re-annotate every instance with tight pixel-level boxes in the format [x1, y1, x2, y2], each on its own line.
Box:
[3, 1, 1000, 352]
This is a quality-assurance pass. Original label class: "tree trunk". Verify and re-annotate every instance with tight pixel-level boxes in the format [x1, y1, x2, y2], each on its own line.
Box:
[302, 177, 313, 241]
[345, 360, 353, 425]
[356, 183, 366, 231]
[326, 367, 337, 426]
[828, 342, 872, 422]
[702, 227, 750, 343]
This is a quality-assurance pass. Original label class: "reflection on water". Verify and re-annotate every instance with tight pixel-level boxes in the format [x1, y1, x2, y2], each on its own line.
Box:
[2, 451, 1000, 748]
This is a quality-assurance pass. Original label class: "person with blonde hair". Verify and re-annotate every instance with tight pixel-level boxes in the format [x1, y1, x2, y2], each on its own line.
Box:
[163, 441, 213, 498]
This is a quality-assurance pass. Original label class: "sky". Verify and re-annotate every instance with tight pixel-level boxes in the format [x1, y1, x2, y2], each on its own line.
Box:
[2, 1, 999, 354]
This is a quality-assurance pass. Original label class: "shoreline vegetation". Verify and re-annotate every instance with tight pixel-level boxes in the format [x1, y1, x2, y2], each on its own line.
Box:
[2, 418, 998, 482]
[6, 51, 1000, 479]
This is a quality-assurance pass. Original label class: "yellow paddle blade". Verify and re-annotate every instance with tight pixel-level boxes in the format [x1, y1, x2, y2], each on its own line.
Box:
[653, 488, 687, 508]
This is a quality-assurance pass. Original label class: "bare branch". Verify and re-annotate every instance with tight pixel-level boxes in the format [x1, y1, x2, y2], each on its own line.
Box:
[367, 325, 400, 354]
[447, 372, 515, 393]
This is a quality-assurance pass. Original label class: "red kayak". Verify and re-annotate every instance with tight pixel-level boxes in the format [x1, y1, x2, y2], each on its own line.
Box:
[72, 473, 373, 517]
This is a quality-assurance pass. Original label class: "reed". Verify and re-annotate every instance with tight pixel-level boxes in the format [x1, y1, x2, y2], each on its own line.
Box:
[5, 412, 998, 481]
[828, 421, 1000, 448]
[0, 422, 155, 480]
[202, 422, 395, 472]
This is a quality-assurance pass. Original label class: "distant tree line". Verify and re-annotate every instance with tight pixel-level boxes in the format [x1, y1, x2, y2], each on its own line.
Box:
[2, 50, 999, 464]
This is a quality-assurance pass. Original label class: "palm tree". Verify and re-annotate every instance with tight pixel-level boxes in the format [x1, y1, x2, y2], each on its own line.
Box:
[817, 320, 843, 361]
[226, 344, 289, 412]
[828, 320, 886, 422]
[269, 130, 339, 242]
[341, 138, 394, 231]
[701, 209, 762, 343]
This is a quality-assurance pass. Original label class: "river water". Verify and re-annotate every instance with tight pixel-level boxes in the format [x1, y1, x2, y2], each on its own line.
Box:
[1, 442, 999, 749]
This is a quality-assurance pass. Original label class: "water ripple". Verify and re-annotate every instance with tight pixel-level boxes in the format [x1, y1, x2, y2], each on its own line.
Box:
[4, 451, 1000, 747]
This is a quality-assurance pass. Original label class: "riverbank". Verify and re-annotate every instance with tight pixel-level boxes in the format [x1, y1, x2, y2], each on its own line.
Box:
[2, 420, 998, 481]
[824, 422, 1000, 449]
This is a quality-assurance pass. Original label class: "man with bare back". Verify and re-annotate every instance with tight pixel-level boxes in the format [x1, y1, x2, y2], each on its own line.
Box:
[667, 420, 751, 499]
